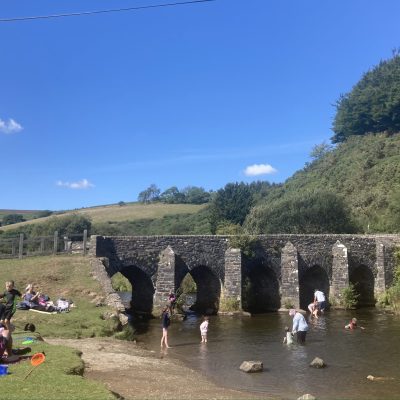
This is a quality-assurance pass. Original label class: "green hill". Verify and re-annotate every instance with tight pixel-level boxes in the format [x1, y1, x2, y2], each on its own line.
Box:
[0, 202, 208, 236]
[246, 133, 400, 233]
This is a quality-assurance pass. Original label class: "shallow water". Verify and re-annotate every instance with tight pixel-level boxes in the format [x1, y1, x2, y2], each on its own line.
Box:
[133, 309, 400, 400]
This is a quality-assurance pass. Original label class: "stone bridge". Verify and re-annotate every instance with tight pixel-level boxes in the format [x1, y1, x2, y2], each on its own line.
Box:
[92, 234, 400, 314]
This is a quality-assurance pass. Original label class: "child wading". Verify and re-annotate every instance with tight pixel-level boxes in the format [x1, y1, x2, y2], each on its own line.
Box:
[160, 305, 171, 349]
[345, 317, 365, 330]
[200, 316, 209, 343]
[283, 326, 294, 345]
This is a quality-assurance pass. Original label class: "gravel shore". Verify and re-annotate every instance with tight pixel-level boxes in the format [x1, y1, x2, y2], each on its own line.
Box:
[46, 338, 270, 400]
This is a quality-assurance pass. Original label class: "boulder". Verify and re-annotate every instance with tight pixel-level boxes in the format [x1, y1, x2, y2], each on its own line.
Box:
[310, 357, 326, 368]
[239, 361, 263, 373]
[118, 313, 129, 326]
[297, 394, 316, 400]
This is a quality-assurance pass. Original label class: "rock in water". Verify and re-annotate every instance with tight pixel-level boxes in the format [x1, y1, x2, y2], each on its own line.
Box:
[297, 394, 316, 400]
[310, 357, 326, 368]
[239, 360, 263, 373]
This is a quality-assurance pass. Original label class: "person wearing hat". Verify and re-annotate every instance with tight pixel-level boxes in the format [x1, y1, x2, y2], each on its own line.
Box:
[289, 309, 309, 344]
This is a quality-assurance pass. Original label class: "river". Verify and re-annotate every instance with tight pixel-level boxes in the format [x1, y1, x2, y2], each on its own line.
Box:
[130, 308, 400, 400]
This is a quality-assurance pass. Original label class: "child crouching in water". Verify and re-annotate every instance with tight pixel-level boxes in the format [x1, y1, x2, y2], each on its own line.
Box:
[283, 326, 294, 344]
[200, 316, 209, 343]
[345, 317, 365, 330]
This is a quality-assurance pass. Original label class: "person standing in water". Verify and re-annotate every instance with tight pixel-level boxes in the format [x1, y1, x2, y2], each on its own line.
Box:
[289, 309, 309, 344]
[200, 316, 209, 343]
[160, 305, 171, 349]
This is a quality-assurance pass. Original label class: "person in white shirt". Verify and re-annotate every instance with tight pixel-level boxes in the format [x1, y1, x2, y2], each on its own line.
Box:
[200, 316, 209, 343]
[313, 289, 326, 317]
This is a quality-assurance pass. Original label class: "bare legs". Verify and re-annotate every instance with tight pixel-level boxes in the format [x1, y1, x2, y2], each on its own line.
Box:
[161, 328, 171, 348]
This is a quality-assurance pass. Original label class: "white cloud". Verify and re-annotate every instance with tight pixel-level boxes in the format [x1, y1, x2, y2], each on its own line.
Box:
[56, 179, 95, 189]
[244, 163, 277, 176]
[0, 118, 23, 134]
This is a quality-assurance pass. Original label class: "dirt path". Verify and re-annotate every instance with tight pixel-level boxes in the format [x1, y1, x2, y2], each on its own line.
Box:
[46, 338, 268, 400]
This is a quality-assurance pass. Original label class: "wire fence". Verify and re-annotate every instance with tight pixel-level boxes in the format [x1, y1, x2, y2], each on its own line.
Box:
[0, 230, 89, 259]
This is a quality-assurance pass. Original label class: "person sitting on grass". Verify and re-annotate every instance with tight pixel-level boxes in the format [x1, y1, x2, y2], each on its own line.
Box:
[22, 284, 40, 308]
[0, 323, 14, 361]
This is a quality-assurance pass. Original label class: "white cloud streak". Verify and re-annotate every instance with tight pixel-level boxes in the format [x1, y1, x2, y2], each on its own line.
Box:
[244, 163, 277, 176]
[56, 179, 95, 189]
[0, 118, 23, 134]
[92, 140, 315, 174]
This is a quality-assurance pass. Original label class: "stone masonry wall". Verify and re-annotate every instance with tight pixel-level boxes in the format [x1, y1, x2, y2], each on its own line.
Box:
[92, 234, 400, 312]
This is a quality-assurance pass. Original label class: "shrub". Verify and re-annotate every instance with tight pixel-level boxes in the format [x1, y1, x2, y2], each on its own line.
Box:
[219, 296, 240, 312]
[228, 234, 259, 258]
[282, 298, 295, 309]
[340, 283, 359, 309]
[111, 272, 131, 292]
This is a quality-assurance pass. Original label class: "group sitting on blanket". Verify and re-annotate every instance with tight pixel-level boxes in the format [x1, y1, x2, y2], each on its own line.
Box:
[17, 284, 71, 313]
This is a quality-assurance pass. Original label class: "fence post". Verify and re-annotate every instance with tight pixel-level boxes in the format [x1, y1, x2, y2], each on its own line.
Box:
[40, 237, 45, 254]
[83, 229, 88, 256]
[12, 239, 16, 257]
[53, 231, 59, 255]
[18, 234, 24, 259]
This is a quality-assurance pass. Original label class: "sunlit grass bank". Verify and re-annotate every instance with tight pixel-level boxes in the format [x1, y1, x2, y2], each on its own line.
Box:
[1, 202, 205, 231]
[0, 255, 120, 399]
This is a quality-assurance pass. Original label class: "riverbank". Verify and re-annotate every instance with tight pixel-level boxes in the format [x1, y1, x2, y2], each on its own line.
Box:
[46, 337, 269, 400]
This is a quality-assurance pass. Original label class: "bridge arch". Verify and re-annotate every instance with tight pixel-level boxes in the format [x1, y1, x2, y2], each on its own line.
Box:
[242, 264, 280, 313]
[118, 266, 155, 314]
[177, 265, 221, 315]
[299, 265, 330, 310]
[349, 265, 375, 307]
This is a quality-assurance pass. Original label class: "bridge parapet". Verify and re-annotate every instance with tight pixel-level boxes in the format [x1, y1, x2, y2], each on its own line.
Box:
[91, 234, 400, 314]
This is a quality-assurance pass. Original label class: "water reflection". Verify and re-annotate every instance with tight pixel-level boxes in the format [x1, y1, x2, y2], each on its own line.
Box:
[135, 309, 400, 399]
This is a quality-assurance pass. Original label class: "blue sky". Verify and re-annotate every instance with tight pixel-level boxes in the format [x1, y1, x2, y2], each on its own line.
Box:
[1, 0, 399, 210]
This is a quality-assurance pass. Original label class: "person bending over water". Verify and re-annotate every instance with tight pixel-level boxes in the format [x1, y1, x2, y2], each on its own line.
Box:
[313, 289, 326, 318]
[289, 309, 309, 344]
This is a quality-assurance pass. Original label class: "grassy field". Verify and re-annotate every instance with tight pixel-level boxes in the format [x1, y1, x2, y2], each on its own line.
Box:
[1, 341, 114, 400]
[0, 255, 119, 338]
[0, 255, 121, 399]
[1, 202, 206, 231]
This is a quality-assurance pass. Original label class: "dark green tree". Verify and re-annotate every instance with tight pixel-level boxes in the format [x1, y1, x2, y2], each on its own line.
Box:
[29, 214, 92, 236]
[2, 214, 25, 225]
[159, 186, 185, 204]
[138, 184, 160, 204]
[182, 186, 211, 204]
[332, 54, 400, 143]
[209, 182, 254, 233]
